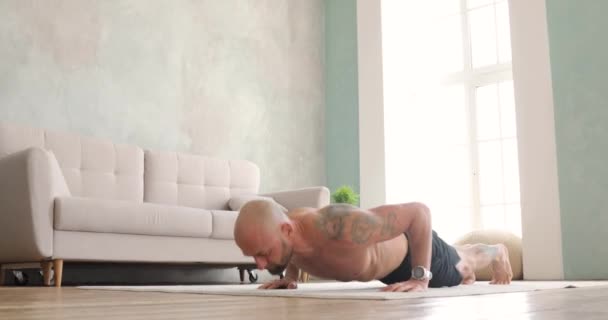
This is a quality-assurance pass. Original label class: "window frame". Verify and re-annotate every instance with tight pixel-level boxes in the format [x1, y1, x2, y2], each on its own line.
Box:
[441, 0, 516, 230]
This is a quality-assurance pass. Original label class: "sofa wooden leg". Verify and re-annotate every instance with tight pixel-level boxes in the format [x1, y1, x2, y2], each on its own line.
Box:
[41, 261, 53, 286]
[53, 260, 63, 288]
[0, 265, 5, 286]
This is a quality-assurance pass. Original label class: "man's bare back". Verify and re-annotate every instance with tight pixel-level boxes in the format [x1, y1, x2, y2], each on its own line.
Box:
[234, 200, 513, 292]
[286, 208, 408, 282]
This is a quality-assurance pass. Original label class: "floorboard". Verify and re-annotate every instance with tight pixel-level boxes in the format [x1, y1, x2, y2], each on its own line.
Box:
[1, 284, 608, 319]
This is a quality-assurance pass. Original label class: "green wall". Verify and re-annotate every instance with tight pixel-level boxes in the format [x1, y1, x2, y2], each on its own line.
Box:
[325, 0, 360, 196]
[546, 0, 608, 279]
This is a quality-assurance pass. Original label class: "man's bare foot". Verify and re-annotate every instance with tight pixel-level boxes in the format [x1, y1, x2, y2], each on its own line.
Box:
[490, 244, 513, 285]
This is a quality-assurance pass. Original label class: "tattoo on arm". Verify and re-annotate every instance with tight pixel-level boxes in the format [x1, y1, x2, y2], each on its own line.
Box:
[381, 212, 397, 237]
[317, 205, 404, 245]
[351, 215, 379, 244]
[316, 205, 351, 240]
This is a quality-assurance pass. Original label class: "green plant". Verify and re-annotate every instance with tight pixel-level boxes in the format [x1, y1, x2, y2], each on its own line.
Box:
[331, 185, 360, 206]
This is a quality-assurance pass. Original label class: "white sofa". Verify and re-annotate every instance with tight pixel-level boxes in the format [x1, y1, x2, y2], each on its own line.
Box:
[0, 122, 329, 287]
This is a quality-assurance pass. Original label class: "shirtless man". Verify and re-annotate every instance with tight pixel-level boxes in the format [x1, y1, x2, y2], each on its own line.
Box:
[234, 200, 513, 292]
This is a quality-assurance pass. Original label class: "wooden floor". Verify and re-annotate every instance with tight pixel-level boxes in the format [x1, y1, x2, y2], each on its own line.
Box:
[1, 284, 608, 319]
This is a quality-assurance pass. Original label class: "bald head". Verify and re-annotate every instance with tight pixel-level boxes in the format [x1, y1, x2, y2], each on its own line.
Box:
[234, 199, 289, 243]
[234, 199, 296, 274]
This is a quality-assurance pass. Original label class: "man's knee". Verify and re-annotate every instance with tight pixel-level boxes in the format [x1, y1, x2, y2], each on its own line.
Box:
[456, 260, 474, 278]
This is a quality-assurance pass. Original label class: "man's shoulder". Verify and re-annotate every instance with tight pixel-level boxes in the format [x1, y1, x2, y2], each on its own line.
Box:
[287, 207, 318, 219]
[286, 208, 319, 231]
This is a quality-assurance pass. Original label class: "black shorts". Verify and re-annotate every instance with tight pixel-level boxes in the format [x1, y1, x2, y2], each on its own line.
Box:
[379, 230, 463, 288]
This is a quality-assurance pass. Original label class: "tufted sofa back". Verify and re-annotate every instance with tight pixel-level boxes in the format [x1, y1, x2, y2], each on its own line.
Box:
[144, 151, 260, 210]
[0, 123, 144, 202]
[0, 123, 261, 209]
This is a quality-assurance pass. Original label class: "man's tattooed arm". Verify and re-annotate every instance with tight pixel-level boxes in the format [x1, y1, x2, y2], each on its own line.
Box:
[315, 204, 351, 240]
[314, 203, 421, 246]
[314, 203, 433, 284]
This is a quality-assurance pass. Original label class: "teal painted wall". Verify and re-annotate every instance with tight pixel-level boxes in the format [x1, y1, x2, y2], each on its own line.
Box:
[546, 0, 608, 279]
[325, 0, 360, 197]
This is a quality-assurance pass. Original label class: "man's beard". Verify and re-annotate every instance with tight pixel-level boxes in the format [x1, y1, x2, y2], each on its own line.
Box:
[266, 239, 293, 275]
[267, 265, 287, 276]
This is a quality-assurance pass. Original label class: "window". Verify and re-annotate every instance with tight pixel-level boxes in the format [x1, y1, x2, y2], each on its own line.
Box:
[382, 0, 521, 242]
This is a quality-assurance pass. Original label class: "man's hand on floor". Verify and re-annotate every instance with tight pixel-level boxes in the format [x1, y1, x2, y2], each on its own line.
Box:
[380, 279, 429, 292]
[258, 279, 298, 290]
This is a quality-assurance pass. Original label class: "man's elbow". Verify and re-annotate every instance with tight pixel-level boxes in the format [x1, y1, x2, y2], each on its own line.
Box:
[407, 202, 431, 223]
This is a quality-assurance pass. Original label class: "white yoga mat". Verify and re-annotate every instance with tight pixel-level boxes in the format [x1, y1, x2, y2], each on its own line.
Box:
[78, 280, 608, 300]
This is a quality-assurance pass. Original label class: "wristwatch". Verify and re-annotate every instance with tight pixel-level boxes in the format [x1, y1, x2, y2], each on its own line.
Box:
[411, 266, 433, 281]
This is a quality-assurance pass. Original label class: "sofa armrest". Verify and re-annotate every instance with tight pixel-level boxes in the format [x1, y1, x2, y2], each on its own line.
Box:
[260, 186, 330, 210]
[0, 147, 70, 263]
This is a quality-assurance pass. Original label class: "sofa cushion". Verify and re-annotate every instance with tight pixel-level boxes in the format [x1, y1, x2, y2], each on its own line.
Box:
[210, 210, 239, 240]
[54, 231, 252, 263]
[144, 151, 260, 210]
[54, 197, 213, 238]
[0, 122, 144, 202]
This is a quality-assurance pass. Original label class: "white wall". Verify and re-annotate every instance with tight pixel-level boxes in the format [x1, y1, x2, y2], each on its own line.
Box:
[509, 0, 563, 280]
[357, 0, 387, 208]
[0, 0, 325, 193]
